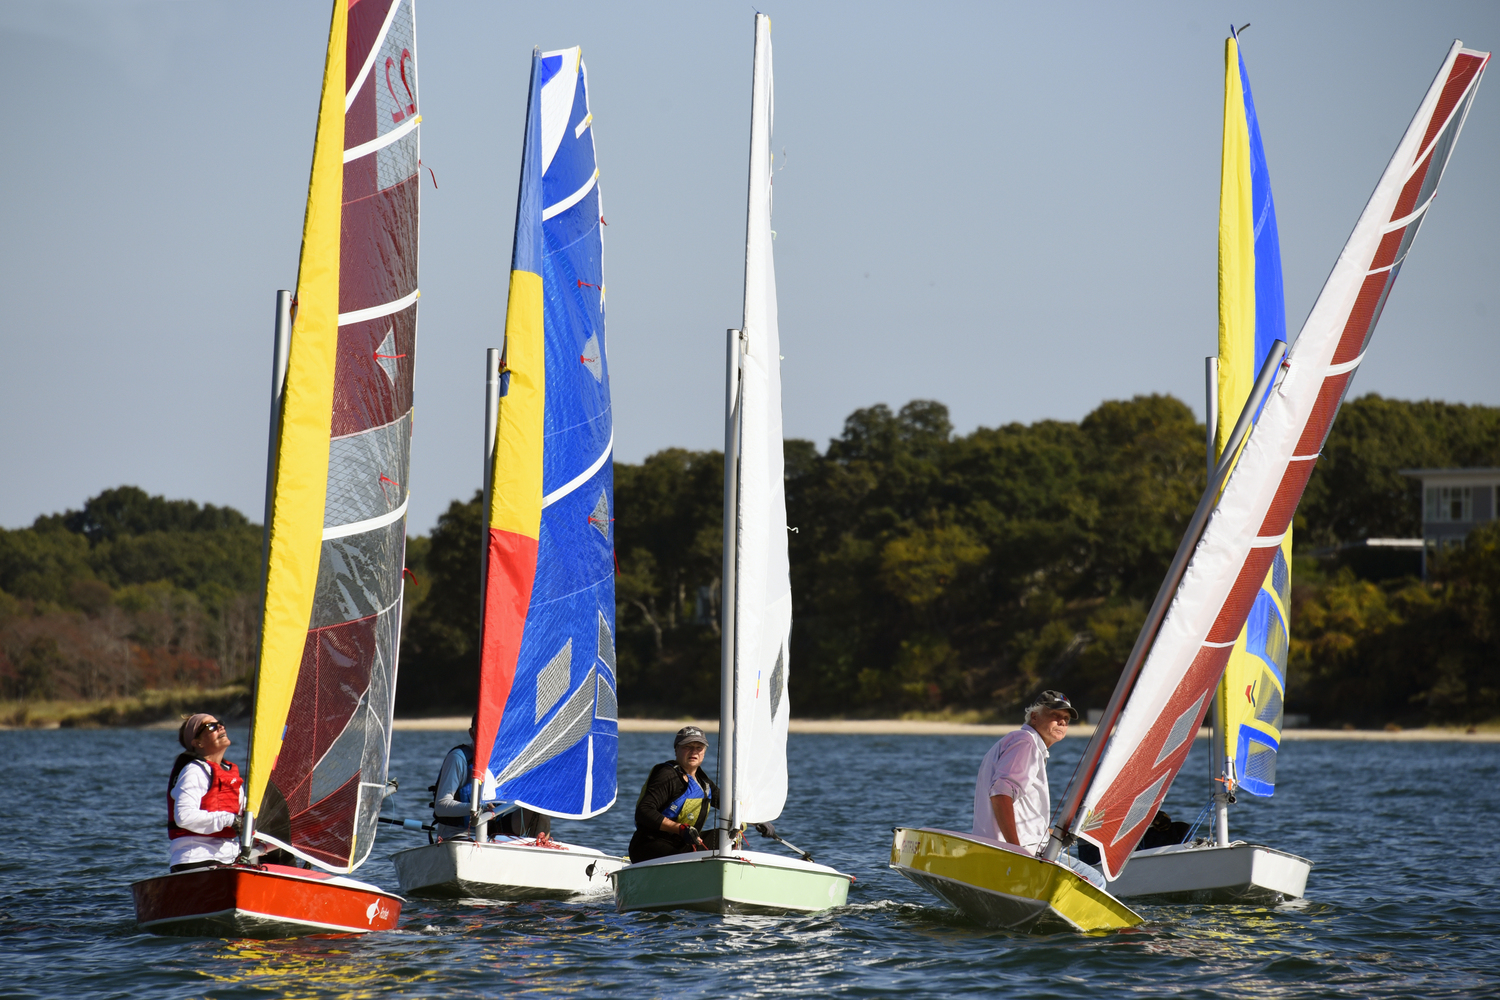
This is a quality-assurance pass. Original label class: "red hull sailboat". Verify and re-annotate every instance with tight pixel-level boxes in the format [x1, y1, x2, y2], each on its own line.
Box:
[134, 0, 424, 938]
[133, 866, 401, 938]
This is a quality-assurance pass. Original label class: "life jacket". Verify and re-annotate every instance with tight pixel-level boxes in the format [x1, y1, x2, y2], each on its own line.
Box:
[639, 762, 715, 831]
[166, 753, 242, 840]
[430, 744, 475, 828]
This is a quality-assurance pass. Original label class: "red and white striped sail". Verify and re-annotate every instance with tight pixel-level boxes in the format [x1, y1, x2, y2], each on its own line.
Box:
[1075, 41, 1489, 880]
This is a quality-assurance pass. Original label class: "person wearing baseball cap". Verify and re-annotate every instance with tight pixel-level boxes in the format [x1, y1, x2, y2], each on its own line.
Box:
[970, 690, 1102, 886]
[628, 726, 720, 862]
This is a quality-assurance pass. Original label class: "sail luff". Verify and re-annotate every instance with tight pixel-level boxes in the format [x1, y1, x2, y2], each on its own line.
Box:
[246, 0, 347, 819]
[730, 12, 791, 826]
[1073, 41, 1489, 880]
[475, 51, 546, 786]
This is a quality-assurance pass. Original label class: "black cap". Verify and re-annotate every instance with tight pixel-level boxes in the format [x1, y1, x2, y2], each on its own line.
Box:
[1026, 690, 1079, 721]
[674, 725, 709, 748]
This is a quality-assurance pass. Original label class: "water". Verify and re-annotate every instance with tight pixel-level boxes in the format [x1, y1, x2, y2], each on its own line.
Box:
[2, 727, 1498, 999]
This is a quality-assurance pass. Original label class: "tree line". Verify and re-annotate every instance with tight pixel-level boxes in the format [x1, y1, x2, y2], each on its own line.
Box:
[4, 394, 1497, 725]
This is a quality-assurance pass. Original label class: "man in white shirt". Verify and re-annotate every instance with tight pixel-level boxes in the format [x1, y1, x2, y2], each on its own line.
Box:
[972, 690, 1104, 887]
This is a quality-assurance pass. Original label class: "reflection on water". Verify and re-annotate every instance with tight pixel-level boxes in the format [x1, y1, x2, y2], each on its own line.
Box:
[0, 729, 1497, 998]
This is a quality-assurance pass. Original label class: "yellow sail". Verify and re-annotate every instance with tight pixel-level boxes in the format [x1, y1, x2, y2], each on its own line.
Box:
[1215, 34, 1288, 797]
[246, 0, 346, 817]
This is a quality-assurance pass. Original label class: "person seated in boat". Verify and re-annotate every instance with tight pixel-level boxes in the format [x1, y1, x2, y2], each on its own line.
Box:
[1077, 809, 1192, 866]
[628, 726, 719, 863]
[431, 713, 552, 841]
[972, 690, 1105, 887]
[167, 713, 244, 872]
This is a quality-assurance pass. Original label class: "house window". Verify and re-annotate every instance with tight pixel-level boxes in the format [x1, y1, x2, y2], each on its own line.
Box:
[1425, 486, 1472, 523]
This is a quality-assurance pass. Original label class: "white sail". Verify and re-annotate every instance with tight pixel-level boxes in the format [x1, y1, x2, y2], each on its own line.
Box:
[730, 12, 790, 825]
[1072, 41, 1489, 880]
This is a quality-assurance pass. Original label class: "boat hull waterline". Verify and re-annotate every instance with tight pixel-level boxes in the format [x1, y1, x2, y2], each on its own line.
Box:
[131, 864, 402, 938]
[1107, 841, 1311, 905]
[890, 828, 1142, 933]
[611, 849, 852, 915]
[390, 837, 626, 900]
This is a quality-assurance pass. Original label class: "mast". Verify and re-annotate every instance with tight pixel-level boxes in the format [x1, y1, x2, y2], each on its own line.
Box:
[1206, 355, 1230, 847]
[719, 328, 744, 852]
[472, 346, 501, 840]
[239, 289, 293, 857]
[1044, 340, 1285, 861]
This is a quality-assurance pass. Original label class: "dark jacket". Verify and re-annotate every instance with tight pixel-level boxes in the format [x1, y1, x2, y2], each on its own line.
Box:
[628, 761, 720, 862]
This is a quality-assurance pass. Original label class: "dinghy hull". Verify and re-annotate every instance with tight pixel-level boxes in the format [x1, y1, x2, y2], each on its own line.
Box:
[1107, 841, 1310, 904]
[890, 827, 1142, 933]
[131, 864, 402, 938]
[611, 849, 851, 915]
[390, 838, 625, 899]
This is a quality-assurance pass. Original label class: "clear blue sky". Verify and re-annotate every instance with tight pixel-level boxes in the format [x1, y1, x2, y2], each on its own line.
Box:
[2, 1, 1497, 533]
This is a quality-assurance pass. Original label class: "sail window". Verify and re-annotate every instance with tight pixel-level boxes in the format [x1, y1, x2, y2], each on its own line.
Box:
[536, 639, 572, 723]
[1255, 670, 1284, 727]
[581, 334, 603, 382]
[595, 673, 617, 722]
[597, 611, 616, 672]
[1111, 774, 1168, 846]
[590, 491, 610, 538]
[1153, 692, 1207, 767]
[1270, 548, 1290, 609]
[769, 645, 785, 720]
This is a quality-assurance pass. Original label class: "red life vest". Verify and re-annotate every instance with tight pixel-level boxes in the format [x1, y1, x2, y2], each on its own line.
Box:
[167, 753, 243, 841]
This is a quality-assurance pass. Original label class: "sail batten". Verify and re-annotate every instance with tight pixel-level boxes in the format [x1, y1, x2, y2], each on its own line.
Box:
[1068, 40, 1489, 881]
[477, 47, 617, 821]
[247, 0, 421, 874]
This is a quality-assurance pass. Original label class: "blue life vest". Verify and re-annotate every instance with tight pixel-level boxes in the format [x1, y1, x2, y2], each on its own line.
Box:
[662, 773, 709, 829]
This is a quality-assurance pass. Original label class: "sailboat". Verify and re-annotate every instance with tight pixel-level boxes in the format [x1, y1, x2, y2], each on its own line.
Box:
[389, 46, 626, 900]
[610, 13, 853, 916]
[892, 39, 1489, 933]
[1107, 27, 1312, 905]
[132, 0, 423, 936]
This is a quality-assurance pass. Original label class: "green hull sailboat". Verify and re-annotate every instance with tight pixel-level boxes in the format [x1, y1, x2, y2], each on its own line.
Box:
[611, 13, 852, 916]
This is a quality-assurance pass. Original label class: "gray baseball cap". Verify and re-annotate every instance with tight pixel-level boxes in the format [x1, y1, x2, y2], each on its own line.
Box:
[674, 725, 709, 748]
[1025, 690, 1079, 721]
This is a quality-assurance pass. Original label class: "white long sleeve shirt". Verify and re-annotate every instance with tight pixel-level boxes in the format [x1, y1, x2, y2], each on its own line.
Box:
[169, 760, 243, 868]
[972, 725, 1051, 854]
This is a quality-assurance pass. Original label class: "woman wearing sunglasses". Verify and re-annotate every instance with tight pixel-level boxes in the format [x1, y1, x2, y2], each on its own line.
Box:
[166, 713, 245, 872]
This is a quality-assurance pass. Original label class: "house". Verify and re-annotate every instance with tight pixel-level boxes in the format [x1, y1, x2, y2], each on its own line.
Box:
[1398, 468, 1500, 576]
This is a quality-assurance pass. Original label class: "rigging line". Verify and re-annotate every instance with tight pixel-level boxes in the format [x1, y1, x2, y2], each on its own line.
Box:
[541, 431, 614, 508]
[339, 288, 420, 326]
[345, 0, 405, 113]
[323, 497, 409, 541]
[344, 114, 420, 164]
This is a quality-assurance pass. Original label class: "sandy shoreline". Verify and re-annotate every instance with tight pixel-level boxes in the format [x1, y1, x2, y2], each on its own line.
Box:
[387, 717, 1500, 741]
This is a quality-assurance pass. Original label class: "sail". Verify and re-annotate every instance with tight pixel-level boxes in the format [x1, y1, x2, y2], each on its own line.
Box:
[247, 0, 421, 872]
[1214, 33, 1291, 798]
[730, 13, 791, 826]
[1074, 41, 1488, 880]
[475, 48, 617, 820]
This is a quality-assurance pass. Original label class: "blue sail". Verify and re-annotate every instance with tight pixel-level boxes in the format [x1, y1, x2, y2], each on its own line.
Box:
[485, 47, 617, 819]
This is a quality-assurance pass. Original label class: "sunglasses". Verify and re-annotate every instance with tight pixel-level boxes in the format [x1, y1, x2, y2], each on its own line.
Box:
[196, 721, 226, 736]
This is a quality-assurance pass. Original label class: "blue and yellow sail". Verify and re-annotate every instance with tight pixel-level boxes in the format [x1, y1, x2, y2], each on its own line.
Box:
[474, 47, 617, 820]
[1216, 30, 1289, 798]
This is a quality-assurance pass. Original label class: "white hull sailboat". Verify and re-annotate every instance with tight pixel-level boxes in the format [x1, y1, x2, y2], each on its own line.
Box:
[390, 837, 620, 900]
[387, 45, 625, 900]
[1106, 841, 1309, 905]
[1109, 29, 1316, 906]
[891, 40, 1488, 931]
[612, 13, 853, 916]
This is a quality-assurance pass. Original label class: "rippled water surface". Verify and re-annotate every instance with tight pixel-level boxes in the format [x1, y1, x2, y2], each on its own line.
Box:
[2, 727, 1498, 998]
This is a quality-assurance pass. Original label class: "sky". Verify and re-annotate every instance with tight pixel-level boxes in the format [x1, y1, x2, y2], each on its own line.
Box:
[2, 1, 1498, 534]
